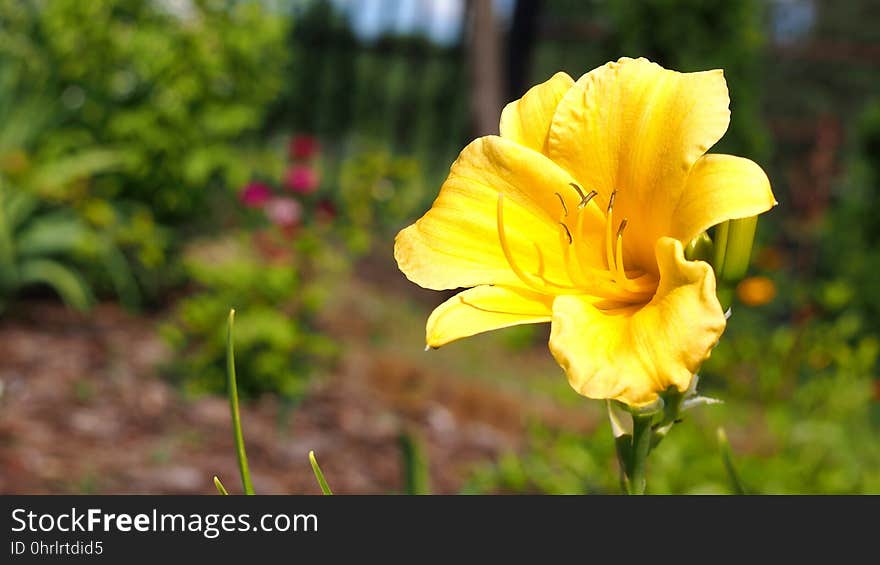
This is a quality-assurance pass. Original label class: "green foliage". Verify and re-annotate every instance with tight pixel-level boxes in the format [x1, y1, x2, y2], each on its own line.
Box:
[0, 188, 93, 311]
[160, 231, 342, 400]
[2, 0, 289, 221]
[0, 63, 170, 308]
[534, 0, 769, 161]
[329, 143, 426, 254]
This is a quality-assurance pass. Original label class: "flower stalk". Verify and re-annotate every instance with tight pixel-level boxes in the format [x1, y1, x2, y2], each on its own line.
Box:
[623, 413, 654, 495]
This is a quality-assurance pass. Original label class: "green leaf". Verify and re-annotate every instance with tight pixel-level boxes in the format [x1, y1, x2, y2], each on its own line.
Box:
[17, 258, 94, 310]
[99, 238, 142, 309]
[3, 190, 40, 232]
[27, 149, 126, 198]
[16, 213, 90, 257]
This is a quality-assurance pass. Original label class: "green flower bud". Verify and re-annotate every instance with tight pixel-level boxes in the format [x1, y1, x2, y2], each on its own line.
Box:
[712, 216, 758, 283]
[684, 231, 714, 262]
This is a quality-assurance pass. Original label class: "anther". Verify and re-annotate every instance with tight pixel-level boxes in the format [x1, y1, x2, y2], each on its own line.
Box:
[559, 222, 573, 245]
[578, 190, 598, 209]
[616, 218, 628, 237]
[605, 190, 617, 272]
[554, 192, 569, 217]
[569, 182, 586, 201]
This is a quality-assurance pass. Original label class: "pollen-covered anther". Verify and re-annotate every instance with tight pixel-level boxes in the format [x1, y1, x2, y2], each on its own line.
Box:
[559, 222, 573, 245]
[578, 190, 598, 209]
[607, 189, 617, 214]
[604, 189, 619, 272]
[567, 182, 598, 210]
[554, 192, 569, 217]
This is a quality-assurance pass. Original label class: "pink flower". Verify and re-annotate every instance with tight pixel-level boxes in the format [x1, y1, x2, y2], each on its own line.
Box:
[289, 135, 319, 160]
[240, 182, 272, 208]
[284, 165, 319, 194]
[264, 197, 302, 228]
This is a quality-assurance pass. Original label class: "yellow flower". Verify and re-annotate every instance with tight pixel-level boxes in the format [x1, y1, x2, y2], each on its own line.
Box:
[394, 57, 776, 408]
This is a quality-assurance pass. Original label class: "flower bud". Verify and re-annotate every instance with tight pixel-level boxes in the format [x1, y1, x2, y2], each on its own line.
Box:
[712, 216, 758, 283]
[684, 231, 713, 262]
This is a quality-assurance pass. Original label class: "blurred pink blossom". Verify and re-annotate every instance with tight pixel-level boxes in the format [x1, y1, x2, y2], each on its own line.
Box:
[265, 197, 303, 228]
[284, 166, 319, 194]
[240, 182, 272, 208]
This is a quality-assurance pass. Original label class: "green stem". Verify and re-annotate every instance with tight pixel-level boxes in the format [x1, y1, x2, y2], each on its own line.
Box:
[625, 414, 654, 495]
[227, 309, 255, 495]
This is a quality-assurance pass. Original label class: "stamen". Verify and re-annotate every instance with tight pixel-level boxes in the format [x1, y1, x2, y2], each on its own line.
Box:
[533, 243, 579, 290]
[534, 242, 546, 278]
[559, 224, 586, 287]
[496, 194, 577, 293]
[615, 218, 628, 282]
[559, 222, 573, 245]
[554, 192, 569, 217]
[569, 182, 586, 201]
[605, 190, 618, 272]
[578, 190, 598, 209]
[496, 194, 547, 293]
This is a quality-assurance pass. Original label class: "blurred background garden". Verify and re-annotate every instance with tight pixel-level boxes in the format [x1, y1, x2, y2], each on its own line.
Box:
[0, 0, 878, 494]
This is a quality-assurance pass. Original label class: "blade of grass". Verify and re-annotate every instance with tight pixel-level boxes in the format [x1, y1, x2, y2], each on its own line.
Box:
[398, 431, 430, 495]
[309, 451, 333, 495]
[228, 309, 255, 495]
[717, 427, 746, 495]
[213, 476, 229, 495]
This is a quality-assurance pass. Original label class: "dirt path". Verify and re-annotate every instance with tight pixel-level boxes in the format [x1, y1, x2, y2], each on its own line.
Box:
[0, 297, 595, 494]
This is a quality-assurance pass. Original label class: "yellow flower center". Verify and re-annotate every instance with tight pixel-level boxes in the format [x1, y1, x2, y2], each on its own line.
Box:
[496, 185, 658, 305]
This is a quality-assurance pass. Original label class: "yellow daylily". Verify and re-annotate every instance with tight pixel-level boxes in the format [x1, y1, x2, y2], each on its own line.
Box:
[394, 57, 776, 408]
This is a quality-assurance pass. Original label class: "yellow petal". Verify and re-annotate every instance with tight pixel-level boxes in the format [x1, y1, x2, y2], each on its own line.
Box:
[426, 285, 554, 348]
[547, 57, 731, 272]
[395, 135, 598, 291]
[500, 71, 574, 154]
[548, 237, 725, 407]
[671, 154, 777, 244]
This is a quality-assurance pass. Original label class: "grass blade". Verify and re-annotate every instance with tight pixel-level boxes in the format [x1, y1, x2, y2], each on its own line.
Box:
[717, 427, 747, 495]
[309, 450, 333, 495]
[213, 476, 229, 495]
[227, 309, 255, 495]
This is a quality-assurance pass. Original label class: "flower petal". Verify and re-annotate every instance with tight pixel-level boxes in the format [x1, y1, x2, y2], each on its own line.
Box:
[671, 154, 777, 244]
[395, 135, 598, 291]
[426, 285, 554, 348]
[548, 237, 725, 407]
[547, 57, 730, 272]
[500, 71, 574, 153]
